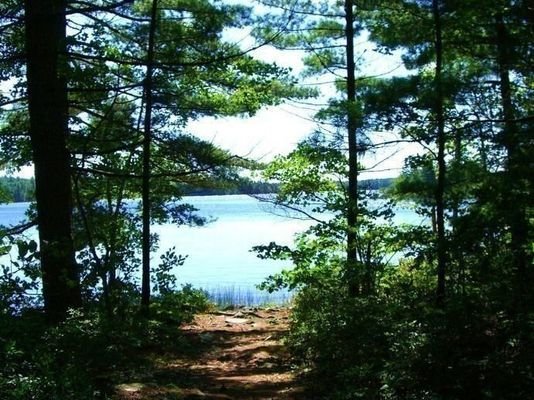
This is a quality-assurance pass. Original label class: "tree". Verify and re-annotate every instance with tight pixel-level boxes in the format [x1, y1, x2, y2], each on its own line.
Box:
[361, 0, 476, 303]
[344, 0, 360, 295]
[140, 0, 158, 313]
[493, 3, 531, 310]
[431, 0, 447, 304]
[24, 0, 81, 321]
[254, 1, 533, 397]
[254, 0, 387, 294]
[0, 0, 310, 316]
[64, 0, 310, 312]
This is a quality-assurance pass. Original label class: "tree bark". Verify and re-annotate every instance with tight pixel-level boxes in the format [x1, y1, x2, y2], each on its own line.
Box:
[495, 12, 529, 308]
[140, 0, 158, 314]
[344, 0, 360, 296]
[24, 0, 81, 322]
[432, 0, 447, 305]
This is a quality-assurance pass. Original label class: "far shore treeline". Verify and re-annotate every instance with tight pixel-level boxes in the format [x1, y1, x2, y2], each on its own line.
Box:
[0, 176, 393, 203]
[0, 177, 35, 203]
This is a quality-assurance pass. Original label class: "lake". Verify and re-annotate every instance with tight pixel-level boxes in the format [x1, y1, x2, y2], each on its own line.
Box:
[0, 195, 424, 305]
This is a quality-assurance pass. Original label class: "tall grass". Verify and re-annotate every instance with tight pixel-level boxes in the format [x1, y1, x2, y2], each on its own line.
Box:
[200, 284, 293, 308]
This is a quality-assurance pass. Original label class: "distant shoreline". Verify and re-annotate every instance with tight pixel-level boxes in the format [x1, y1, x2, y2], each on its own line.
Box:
[1, 177, 395, 204]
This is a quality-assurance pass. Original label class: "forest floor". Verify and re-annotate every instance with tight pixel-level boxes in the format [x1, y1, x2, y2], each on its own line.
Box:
[113, 307, 305, 399]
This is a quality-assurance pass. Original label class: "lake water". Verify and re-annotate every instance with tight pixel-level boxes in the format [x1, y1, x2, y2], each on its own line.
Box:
[0, 195, 424, 305]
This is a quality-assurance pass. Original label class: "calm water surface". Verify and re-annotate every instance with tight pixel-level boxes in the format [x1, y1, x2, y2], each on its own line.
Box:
[0, 195, 424, 304]
[154, 195, 312, 286]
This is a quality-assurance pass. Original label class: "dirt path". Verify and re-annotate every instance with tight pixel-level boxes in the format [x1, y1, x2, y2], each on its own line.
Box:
[115, 308, 303, 399]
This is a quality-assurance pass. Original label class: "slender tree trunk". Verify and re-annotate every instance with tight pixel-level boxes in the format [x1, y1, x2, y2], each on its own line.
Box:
[24, 0, 81, 322]
[477, 121, 488, 171]
[140, 0, 158, 314]
[106, 153, 134, 293]
[344, 0, 359, 296]
[452, 129, 466, 293]
[452, 128, 462, 221]
[495, 12, 528, 308]
[432, 0, 447, 305]
[431, 206, 437, 234]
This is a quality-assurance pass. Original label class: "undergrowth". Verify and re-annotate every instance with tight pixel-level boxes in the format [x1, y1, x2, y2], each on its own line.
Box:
[0, 287, 211, 400]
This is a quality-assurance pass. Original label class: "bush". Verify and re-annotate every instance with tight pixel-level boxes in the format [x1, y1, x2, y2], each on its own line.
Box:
[287, 265, 534, 400]
[0, 285, 212, 400]
[152, 284, 211, 323]
[288, 286, 393, 399]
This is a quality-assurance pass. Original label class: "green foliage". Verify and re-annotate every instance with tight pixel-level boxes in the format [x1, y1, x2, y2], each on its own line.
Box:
[263, 142, 346, 209]
[0, 285, 211, 400]
[55, 0, 315, 319]
[256, 135, 400, 297]
[0, 1, 532, 399]
[286, 257, 533, 399]
[288, 289, 394, 399]
[152, 247, 185, 294]
[252, 3, 533, 397]
[0, 237, 40, 313]
[151, 285, 211, 326]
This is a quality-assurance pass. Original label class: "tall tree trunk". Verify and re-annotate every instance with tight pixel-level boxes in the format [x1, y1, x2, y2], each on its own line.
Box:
[432, 0, 447, 305]
[495, 12, 528, 309]
[140, 0, 158, 314]
[24, 0, 81, 322]
[345, 0, 359, 296]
